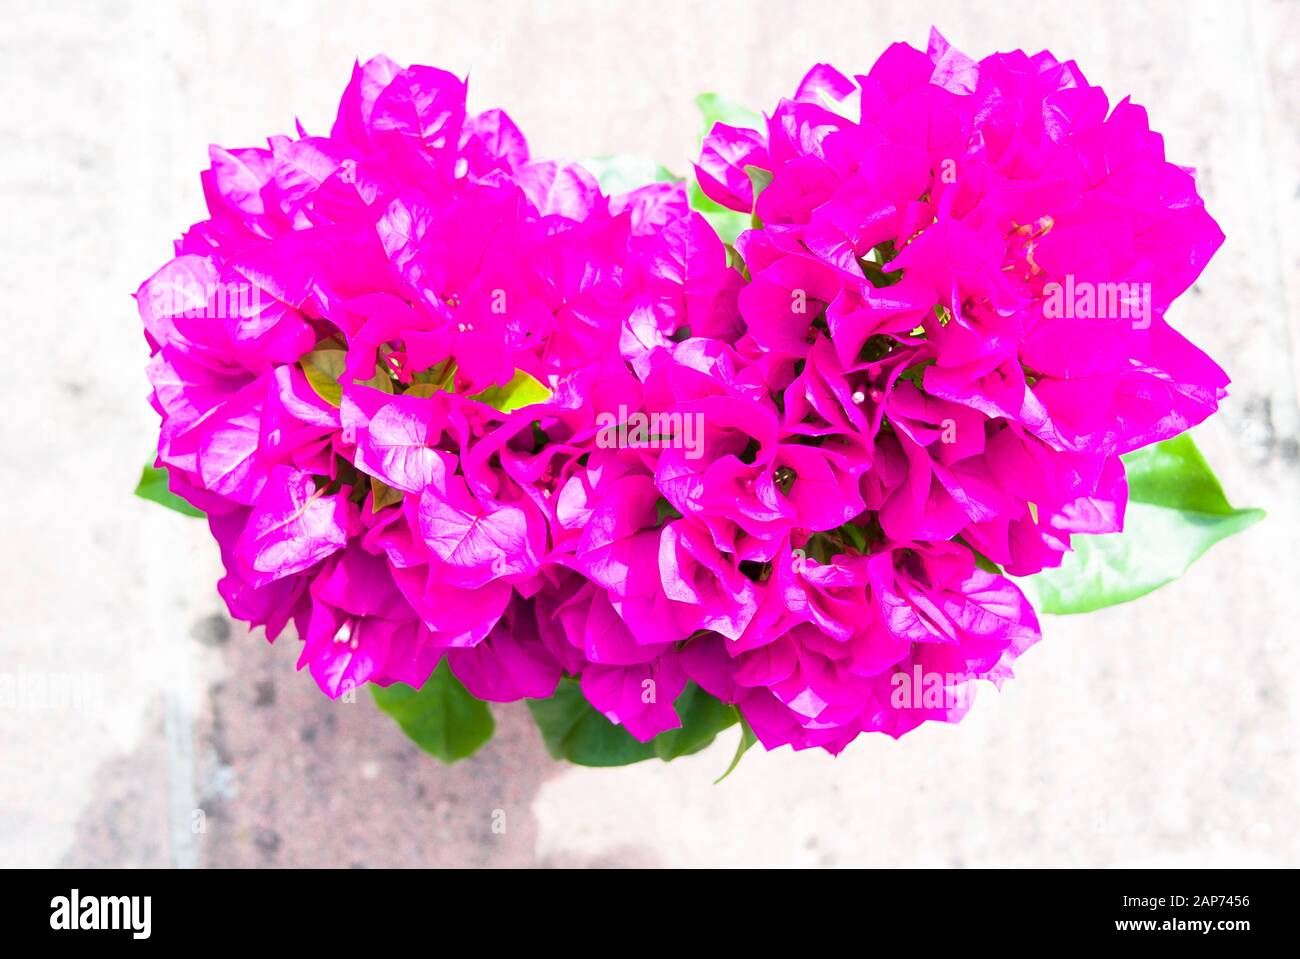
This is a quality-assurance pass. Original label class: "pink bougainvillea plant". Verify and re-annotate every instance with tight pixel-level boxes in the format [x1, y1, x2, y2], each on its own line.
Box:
[136, 30, 1261, 771]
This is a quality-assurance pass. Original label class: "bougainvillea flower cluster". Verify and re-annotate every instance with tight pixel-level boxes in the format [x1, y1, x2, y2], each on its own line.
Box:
[139, 33, 1228, 757]
[682, 29, 1227, 749]
[138, 55, 734, 709]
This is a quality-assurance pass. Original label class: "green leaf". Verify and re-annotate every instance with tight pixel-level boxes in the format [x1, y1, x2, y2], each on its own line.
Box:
[580, 154, 679, 195]
[527, 678, 655, 767]
[689, 92, 765, 247]
[527, 678, 740, 767]
[970, 549, 1003, 575]
[1122, 433, 1239, 512]
[412, 358, 456, 390]
[369, 478, 404, 511]
[744, 164, 773, 202]
[134, 463, 205, 518]
[688, 180, 751, 247]
[470, 369, 553, 413]
[371, 661, 495, 763]
[714, 716, 758, 784]
[1020, 434, 1264, 614]
[656, 497, 683, 525]
[744, 165, 773, 229]
[652, 683, 738, 760]
[300, 348, 348, 407]
[358, 366, 394, 394]
[694, 92, 762, 138]
[835, 521, 868, 553]
[301, 348, 394, 403]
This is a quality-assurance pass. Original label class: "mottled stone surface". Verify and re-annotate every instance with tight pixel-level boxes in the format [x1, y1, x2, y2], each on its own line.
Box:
[2, 0, 1297, 868]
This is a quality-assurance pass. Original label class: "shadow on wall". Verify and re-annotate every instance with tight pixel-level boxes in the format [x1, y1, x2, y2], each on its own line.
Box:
[63, 621, 662, 868]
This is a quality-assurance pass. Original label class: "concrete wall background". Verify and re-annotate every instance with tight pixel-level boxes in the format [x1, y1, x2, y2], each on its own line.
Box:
[2, 0, 1297, 867]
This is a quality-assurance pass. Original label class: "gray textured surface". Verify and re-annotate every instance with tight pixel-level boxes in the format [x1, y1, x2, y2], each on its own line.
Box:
[1, 0, 1297, 868]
